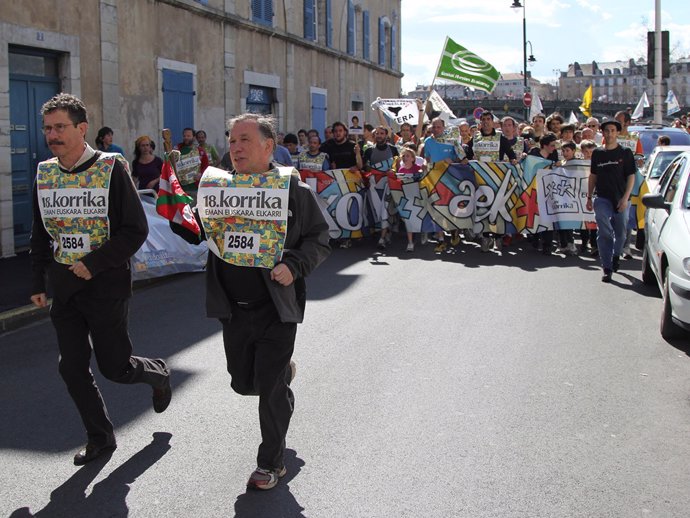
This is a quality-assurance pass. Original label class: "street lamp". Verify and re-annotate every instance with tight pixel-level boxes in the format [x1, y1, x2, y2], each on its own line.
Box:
[553, 68, 561, 100]
[511, 0, 534, 121]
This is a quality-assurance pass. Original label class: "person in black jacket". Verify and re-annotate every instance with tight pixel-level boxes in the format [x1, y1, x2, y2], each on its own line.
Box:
[29, 93, 171, 466]
[171, 113, 330, 491]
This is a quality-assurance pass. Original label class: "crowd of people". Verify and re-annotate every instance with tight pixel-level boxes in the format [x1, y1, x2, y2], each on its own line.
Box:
[97, 104, 690, 281]
[271, 106, 690, 282]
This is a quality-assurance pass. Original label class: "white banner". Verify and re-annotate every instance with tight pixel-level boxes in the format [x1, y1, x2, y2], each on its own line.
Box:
[536, 161, 596, 225]
[371, 98, 421, 126]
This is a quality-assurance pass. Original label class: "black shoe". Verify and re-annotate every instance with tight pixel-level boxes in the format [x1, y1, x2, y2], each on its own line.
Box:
[153, 373, 172, 413]
[74, 438, 117, 466]
[612, 257, 620, 272]
[601, 269, 612, 283]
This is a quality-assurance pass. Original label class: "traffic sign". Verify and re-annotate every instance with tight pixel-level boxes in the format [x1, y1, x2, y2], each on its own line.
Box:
[473, 107, 484, 120]
[523, 92, 533, 107]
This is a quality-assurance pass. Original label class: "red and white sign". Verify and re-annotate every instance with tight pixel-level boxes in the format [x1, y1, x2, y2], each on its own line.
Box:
[523, 92, 533, 107]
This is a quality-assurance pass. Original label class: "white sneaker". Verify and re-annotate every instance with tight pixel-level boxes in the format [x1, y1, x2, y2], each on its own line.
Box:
[420, 233, 429, 245]
[377, 237, 386, 250]
[406, 242, 414, 252]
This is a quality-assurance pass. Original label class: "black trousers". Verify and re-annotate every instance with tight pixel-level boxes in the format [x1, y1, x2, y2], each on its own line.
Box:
[221, 301, 297, 471]
[50, 293, 169, 445]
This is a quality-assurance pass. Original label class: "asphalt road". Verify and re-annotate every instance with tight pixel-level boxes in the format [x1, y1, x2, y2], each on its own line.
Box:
[2, 236, 690, 518]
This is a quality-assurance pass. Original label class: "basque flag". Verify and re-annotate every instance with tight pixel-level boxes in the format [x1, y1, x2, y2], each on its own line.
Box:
[156, 155, 201, 235]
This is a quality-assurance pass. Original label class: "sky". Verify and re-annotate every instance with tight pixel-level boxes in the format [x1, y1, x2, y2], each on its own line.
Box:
[400, 0, 690, 94]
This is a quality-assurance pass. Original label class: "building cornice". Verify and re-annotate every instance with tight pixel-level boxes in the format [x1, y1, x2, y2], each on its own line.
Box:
[159, 0, 403, 78]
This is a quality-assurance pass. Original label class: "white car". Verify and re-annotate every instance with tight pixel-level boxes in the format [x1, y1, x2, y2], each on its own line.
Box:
[642, 151, 690, 339]
[641, 145, 690, 193]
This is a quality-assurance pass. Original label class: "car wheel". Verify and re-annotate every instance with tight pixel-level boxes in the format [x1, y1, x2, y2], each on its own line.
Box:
[660, 269, 683, 340]
[641, 246, 656, 286]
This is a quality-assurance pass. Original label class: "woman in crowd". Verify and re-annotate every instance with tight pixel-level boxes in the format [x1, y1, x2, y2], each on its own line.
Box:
[95, 126, 125, 155]
[395, 146, 423, 252]
[131, 135, 163, 191]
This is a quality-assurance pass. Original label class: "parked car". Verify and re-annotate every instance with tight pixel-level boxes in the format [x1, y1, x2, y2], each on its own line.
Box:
[628, 125, 690, 156]
[640, 145, 690, 193]
[642, 151, 690, 339]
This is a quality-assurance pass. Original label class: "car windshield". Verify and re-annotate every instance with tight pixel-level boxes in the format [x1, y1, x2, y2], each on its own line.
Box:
[649, 151, 684, 179]
[636, 130, 690, 155]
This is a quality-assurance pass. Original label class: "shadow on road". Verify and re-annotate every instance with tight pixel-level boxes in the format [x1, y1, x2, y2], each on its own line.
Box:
[0, 274, 213, 453]
[9, 432, 172, 518]
[233, 449, 306, 518]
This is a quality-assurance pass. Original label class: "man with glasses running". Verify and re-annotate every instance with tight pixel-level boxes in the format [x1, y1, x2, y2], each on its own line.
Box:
[29, 93, 172, 466]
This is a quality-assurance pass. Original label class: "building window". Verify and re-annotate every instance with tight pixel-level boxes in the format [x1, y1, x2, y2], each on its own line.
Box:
[347, 0, 355, 56]
[304, 0, 317, 41]
[251, 0, 273, 26]
[362, 10, 370, 60]
[325, 0, 333, 48]
[247, 85, 273, 114]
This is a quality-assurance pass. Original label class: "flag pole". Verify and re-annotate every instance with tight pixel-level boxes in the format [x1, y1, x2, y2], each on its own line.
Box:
[424, 36, 448, 117]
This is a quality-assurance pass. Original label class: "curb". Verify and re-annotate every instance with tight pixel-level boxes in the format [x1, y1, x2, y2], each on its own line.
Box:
[0, 272, 198, 334]
[0, 304, 50, 333]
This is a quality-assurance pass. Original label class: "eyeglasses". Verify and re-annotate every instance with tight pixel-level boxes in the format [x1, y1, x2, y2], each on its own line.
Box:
[42, 122, 76, 135]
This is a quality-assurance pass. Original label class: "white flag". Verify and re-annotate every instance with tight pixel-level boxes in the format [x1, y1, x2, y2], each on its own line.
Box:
[632, 92, 650, 121]
[666, 90, 681, 116]
[529, 93, 544, 122]
[568, 111, 579, 125]
[427, 90, 457, 123]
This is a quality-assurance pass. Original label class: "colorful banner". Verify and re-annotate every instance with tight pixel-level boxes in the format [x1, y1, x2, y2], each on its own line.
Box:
[420, 162, 474, 231]
[300, 158, 609, 238]
[299, 169, 367, 240]
[363, 170, 394, 230]
[388, 173, 439, 234]
[469, 161, 523, 235]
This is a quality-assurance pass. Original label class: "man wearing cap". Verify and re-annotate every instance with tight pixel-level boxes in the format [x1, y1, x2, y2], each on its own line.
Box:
[585, 119, 636, 283]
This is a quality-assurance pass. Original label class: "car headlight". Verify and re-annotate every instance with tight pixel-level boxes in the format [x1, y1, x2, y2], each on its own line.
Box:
[684, 258, 690, 276]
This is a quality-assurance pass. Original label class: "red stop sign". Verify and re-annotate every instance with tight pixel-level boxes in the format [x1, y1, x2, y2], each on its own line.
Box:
[523, 92, 532, 107]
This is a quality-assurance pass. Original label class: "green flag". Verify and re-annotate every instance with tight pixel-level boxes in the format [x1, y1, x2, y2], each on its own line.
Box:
[435, 37, 500, 93]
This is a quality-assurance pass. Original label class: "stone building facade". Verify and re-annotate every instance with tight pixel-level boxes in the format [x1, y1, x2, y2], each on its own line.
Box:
[0, 0, 401, 256]
[558, 59, 690, 106]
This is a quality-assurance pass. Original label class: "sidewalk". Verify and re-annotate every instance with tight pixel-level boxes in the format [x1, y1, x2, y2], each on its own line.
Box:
[0, 251, 49, 332]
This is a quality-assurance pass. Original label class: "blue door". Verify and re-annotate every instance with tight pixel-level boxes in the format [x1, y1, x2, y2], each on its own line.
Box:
[311, 92, 327, 140]
[162, 69, 194, 145]
[10, 76, 58, 248]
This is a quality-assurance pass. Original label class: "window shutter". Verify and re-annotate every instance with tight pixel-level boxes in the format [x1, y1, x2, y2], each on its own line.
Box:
[347, 0, 355, 55]
[326, 0, 333, 47]
[390, 24, 396, 69]
[362, 11, 370, 60]
[378, 17, 385, 66]
[304, 0, 315, 40]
